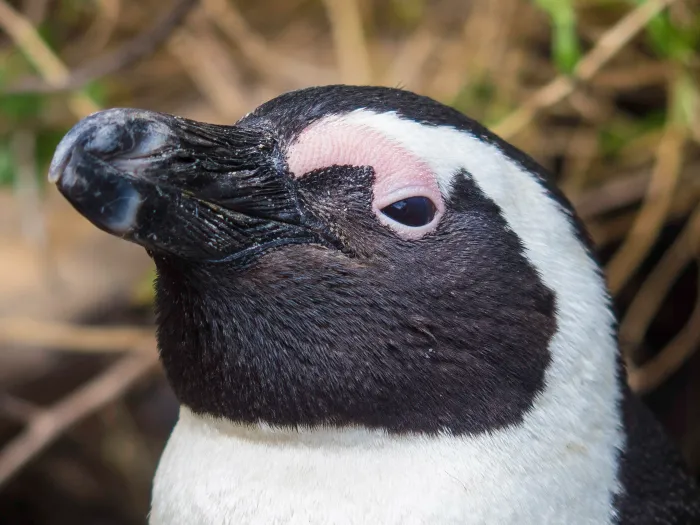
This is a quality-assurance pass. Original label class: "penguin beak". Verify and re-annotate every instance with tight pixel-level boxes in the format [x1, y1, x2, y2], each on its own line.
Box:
[49, 109, 315, 262]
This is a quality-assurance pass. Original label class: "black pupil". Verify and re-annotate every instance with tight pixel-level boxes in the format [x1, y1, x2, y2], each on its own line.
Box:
[380, 196, 436, 227]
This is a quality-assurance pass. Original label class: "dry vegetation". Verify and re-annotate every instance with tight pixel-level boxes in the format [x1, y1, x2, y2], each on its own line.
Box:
[0, 0, 699, 522]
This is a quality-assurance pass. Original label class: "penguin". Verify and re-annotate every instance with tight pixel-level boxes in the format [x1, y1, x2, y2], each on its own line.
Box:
[48, 85, 700, 524]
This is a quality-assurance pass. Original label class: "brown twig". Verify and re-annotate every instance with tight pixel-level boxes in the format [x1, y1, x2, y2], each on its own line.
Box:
[628, 263, 700, 394]
[558, 127, 602, 200]
[592, 62, 670, 89]
[605, 115, 686, 295]
[382, 23, 439, 89]
[570, 161, 700, 220]
[321, 0, 372, 85]
[572, 172, 652, 219]
[3, 0, 198, 95]
[74, 0, 122, 58]
[201, 0, 332, 87]
[0, 0, 67, 83]
[620, 206, 700, 353]
[0, 318, 154, 353]
[0, 0, 98, 117]
[586, 188, 700, 247]
[494, 0, 679, 140]
[22, 0, 50, 25]
[0, 395, 43, 424]
[0, 349, 159, 488]
[168, 15, 247, 121]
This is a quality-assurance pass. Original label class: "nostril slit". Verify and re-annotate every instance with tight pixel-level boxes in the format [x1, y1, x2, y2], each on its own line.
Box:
[49, 107, 173, 190]
[86, 124, 135, 158]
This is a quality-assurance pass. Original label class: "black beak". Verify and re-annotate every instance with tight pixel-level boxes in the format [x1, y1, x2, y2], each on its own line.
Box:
[49, 109, 316, 262]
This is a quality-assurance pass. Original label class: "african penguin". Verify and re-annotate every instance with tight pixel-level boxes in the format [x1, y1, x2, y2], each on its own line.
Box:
[49, 85, 700, 524]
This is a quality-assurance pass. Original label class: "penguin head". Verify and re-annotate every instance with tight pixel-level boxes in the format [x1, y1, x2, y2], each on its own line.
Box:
[50, 85, 617, 435]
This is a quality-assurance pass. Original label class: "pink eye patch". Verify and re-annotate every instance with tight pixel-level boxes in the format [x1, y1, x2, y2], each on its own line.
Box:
[286, 117, 444, 239]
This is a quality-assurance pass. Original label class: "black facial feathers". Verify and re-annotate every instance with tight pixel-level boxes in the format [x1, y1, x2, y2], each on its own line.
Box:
[51, 85, 700, 518]
[241, 85, 594, 253]
[72, 85, 568, 434]
[155, 166, 556, 434]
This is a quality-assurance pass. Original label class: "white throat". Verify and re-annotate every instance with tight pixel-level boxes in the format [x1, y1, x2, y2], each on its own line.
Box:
[151, 400, 621, 525]
[150, 111, 624, 525]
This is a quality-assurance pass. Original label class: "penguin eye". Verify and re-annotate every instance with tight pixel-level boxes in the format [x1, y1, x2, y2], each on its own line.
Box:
[380, 196, 436, 227]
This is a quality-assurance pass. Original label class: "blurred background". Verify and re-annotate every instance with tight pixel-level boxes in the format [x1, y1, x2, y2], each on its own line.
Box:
[0, 0, 698, 523]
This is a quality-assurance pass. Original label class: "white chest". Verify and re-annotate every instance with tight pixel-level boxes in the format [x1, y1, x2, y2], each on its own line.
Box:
[149, 406, 621, 525]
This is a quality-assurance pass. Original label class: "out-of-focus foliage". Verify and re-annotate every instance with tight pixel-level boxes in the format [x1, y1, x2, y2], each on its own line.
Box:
[534, 0, 581, 73]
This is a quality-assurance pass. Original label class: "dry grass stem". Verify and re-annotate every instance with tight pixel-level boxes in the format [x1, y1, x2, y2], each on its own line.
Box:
[605, 120, 686, 294]
[0, 0, 99, 117]
[0, 350, 159, 488]
[81, 0, 122, 53]
[573, 172, 652, 219]
[587, 188, 700, 247]
[593, 62, 670, 89]
[4, 0, 198, 95]
[558, 128, 601, 199]
[169, 19, 248, 121]
[382, 24, 440, 88]
[620, 206, 700, 352]
[1, 0, 699, 513]
[628, 264, 700, 394]
[0, 395, 43, 424]
[494, 0, 679, 139]
[22, 0, 50, 24]
[201, 0, 332, 87]
[321, 0, 372, 85]
[0, 318, 155, 353]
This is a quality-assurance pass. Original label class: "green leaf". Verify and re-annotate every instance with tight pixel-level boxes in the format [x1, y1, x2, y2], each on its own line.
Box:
[671, 73, 698, 127]
[534, 0, 581, 73]
[0, 93, 44, 121]
[81, 80, 108, 106]
[390, 0, 425, 26]
[598, 110, 665, 158]
[450, 78, 496, 120]
[132, 266, 157, 306]
[0, 142, 15, 187]
[37, 21, 57, 50]
[0, 63, 44, 121]
[630, 0, 699, 61]
[553, 16, 581, 74]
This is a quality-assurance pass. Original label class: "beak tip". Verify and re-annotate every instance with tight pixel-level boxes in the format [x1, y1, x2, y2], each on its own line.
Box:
[48, 122, 82, 186]
[48, 142, 71, 185]
[48, 107, 160, 184]
[48, 108, 152, 236]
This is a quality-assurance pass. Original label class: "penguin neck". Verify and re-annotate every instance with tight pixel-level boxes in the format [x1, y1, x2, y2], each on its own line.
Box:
[153, 245, 624, 435]
[152, 255, 626, 525]
[153, 244, 557, 434]
[152, 384, 625, 525]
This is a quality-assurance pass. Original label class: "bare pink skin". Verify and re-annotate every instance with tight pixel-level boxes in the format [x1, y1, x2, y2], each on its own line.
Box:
[286, 118, 444, 240]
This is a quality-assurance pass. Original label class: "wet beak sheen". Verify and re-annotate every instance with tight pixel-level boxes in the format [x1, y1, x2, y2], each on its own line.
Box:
[49, 108, 315, 262]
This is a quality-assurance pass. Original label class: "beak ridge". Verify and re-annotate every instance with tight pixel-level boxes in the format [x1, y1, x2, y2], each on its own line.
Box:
[49, 108, 315, 262]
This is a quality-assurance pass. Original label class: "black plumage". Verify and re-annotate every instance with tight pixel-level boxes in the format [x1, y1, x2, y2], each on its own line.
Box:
[49, 85, 700, 524]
